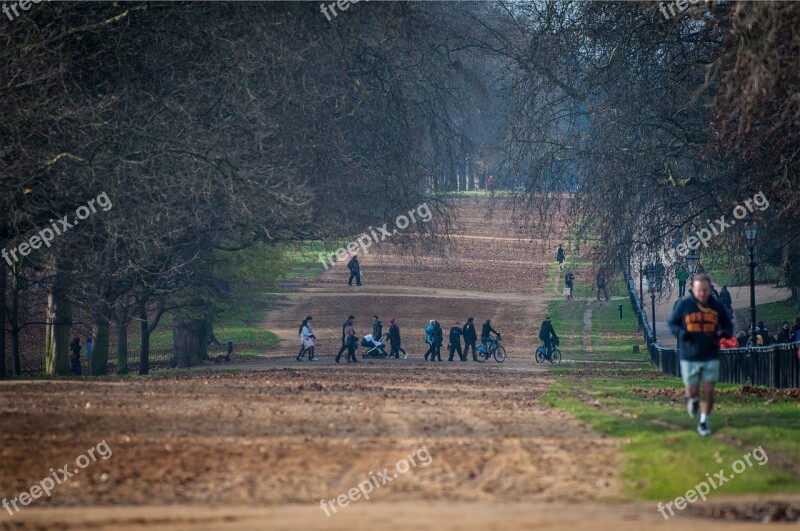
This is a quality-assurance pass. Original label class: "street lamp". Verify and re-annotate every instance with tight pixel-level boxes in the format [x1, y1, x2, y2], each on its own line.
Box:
[743, 213, 759, 345]
[639, 251, 645, 310]
[686, 249, 699, 278]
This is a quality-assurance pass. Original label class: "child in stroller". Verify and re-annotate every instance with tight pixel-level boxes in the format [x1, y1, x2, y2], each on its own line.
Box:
[361, 333, 389, 359]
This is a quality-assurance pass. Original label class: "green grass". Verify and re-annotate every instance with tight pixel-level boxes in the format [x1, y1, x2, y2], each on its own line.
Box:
[734, 299, 799, 333]
[589, 301, 648, 361]
[543, 364, 800, 500]
[546, 286, 647, 361]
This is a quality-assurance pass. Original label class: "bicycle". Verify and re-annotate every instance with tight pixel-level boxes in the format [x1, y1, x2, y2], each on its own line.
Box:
[535, 340, 562, 364]
[475, 334, 506, 363]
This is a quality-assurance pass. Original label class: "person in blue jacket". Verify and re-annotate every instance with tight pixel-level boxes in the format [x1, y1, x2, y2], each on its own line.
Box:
[668, 274, 733, 437]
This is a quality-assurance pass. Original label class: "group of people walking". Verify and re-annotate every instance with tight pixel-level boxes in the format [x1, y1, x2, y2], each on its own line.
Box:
[297, 315, 502, 363]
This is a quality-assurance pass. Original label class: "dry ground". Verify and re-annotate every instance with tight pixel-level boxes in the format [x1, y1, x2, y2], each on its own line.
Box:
[1, 197, 795, 530]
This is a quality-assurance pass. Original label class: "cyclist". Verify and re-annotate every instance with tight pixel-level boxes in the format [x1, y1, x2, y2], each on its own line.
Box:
[480, 319, 500, 354]
[538, 316, 559, 363]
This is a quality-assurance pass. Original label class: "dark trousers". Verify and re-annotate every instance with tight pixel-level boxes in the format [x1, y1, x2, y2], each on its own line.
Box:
[678, 280, 686, 297]
[464, 341, 477, 360]
[597, 286, 608, 300]
[70, 358, 82, 376]
[429, 343, 442, 361]
[336, 339, 347, 359]
[543, 338, 554, 360]
[348, 270, 361, 286]
[347, 344, 357, 362]
[389, 343, 406, 358]
[448, 343, 463, 361]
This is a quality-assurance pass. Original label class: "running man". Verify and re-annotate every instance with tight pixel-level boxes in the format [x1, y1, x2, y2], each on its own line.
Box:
[668, 274, 733, 436]
[556, 245, 565, 271]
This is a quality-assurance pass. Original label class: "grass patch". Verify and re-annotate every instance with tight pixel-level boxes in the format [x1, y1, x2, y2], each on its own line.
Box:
[589, 301, 648, 361]
[543, 364, 800, 500]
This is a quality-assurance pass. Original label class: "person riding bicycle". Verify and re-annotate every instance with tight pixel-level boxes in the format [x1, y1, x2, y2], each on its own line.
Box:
[538, 316, 559, 363]
[481, 319, 500, 354]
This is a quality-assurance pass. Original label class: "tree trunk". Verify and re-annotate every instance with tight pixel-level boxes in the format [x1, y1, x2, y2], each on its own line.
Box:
[90, 302, 111, 376]
[116, 314, 129, 375]
[45, 263, 71, 376]
[139, 302, 150, 375]
[11, 264, 21, 376]
[0, 254, 5, 380]
[172, 313, 210, 368]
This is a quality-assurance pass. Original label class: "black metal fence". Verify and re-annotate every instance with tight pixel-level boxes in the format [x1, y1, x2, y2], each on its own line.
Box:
[624, 268, 799, 389]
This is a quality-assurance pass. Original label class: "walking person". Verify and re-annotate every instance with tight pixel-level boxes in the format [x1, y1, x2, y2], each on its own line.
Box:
[676, 264, 688, 298]
[556, 245, 565, 272]
[86, 336, 93, 362]
[719, 285, 733, 320]
[596, 268, 608, 301]
[565, 269, 575, 301]
[448, 321, 464, 362]
[387, 318, 407, 359]
[342, 318, 359, 363]
[335, 315, 355, 363]
[372, 315, 384, 342]
[668, 274, 733, 436]
[296, 316, 318, 361]
[776, 321, 794, 343]
[423, 320, 436, 360]
[347, 255, 362, 286]
[431, 321, 444, 361]
[69, 337, 82, 376]
[463, 317, 478, 361]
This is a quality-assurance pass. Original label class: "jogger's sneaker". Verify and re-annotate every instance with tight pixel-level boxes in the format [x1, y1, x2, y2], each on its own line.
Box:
[687, 399, 700, 418]
[403, 353, 408, 359]
[696, 422, 711, 436]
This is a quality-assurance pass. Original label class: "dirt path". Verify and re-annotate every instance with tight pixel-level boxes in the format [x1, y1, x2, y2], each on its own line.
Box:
[1, 197, 785, 530]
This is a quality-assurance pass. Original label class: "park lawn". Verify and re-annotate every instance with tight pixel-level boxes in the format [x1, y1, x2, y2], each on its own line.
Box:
[546, 300, 585, 358]
[589, 301, 649, 361]
[547, 296, 648, 361]
[543, 364, 800, 500]
[734, 299, 799, 333]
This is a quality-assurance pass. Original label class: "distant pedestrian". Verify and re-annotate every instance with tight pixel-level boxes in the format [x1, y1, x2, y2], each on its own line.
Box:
[335, 315, 355, 362]
[487, 174, 497, 195]
[676, 265, 688, 298]
[86, 336, 93, 360]
[448, 321, 464, 361]
[719, 285, 733, 318]
[296, 316, 318, 361]
[423, 320, 436, 361]
[69, 337, 82, 376]
[341, 319, 359, 363]
[596, 269, 608, 301]
[463, 317, 478, 361]
[372, 315, 384, 341]
[431, 321, 444, 361]
[347, 256, 362, 286]
[387, 318, 407, 359]
[776, 321, 794, 343]
[565, 269, 575, 300]
[556, 245, 565, 271]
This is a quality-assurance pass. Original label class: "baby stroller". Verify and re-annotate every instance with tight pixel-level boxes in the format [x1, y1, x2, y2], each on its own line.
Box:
[361, 334, 389, 359]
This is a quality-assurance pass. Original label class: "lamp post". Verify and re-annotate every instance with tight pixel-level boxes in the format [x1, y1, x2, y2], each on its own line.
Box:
[639, 253, 645, 309]
[743, 214, 759, 344]
[646, 263, 658, 342]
